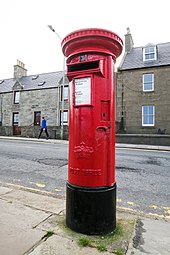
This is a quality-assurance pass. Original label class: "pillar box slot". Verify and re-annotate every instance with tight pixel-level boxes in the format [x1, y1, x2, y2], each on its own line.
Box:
[68, 60, 99, 72]
[62, 28, 123, 235]
[67, 59, 105, 80]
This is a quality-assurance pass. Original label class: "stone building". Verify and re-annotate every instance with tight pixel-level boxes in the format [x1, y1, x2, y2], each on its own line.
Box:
[116, 28, 170, 135]
[0, 60, 69, 139]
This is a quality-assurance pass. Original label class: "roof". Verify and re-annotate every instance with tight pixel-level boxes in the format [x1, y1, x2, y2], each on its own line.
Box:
[119, 42, 170, 70]
[0, 71, 65, 93]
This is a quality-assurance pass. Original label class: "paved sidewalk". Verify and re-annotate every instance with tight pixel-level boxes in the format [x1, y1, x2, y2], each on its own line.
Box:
[1, 135, 170, 151]
[0, 184, 169, 255]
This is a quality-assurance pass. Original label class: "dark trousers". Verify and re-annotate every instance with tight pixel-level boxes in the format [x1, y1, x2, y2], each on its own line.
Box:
[38, 128, 49, 138]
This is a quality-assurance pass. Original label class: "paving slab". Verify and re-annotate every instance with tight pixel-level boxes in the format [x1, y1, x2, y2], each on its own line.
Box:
[0, 186, 13, 195]
[35, 210, 136, 255]
[0, 183, 169, 255]
[28, 235, 112, 255]
[127, 218, 170, 255]
[2, 189, 65, 214]
[0, 198, 50, 255]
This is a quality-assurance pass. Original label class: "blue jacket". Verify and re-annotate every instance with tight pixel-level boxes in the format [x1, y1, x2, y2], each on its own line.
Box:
[42, 119, 47, 129]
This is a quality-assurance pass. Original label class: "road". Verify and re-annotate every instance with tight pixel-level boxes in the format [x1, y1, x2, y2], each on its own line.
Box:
[116, 147, 170, 218]
[0, 138, 170, 218]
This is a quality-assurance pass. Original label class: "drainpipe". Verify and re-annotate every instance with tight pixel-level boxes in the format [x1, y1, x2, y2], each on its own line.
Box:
[0, 95, 3, 125]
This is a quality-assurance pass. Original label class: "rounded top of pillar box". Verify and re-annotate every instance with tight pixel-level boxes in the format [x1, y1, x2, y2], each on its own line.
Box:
[61, 28, 123, 62]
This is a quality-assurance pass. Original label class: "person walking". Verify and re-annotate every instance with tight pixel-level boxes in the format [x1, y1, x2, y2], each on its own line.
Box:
[38, 116, 49, 139]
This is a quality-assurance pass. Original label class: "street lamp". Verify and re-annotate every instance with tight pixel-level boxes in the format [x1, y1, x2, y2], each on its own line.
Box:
[48, 25, 65, 140]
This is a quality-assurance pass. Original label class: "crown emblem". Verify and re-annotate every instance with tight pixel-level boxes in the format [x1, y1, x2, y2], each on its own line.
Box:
[74, 142, 94, 159]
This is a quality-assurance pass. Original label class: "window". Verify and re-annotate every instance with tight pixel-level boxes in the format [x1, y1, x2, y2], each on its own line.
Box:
[34, 111, 41, 126]
[143, 46, 157, 61]
[143, 74, 154, 91]
[13, 112, 19, 126]
[142, 105, 155, 126]
[64, 86, 69, 100]
[60, 110, 68, 125]
[14, 91, 20, 104]
[38, 81, 46, 86]
[32, 75, 39, 80]
[61, 85, 69, 101]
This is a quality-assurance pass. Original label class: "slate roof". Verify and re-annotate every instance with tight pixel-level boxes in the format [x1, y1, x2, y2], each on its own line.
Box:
[119, 42, 170, 70]
[0, 71, 64, 93]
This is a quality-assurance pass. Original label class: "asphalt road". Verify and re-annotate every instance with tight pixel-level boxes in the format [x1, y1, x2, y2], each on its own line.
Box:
[0, 138, 170, 218]
[116, 147, 170, 217]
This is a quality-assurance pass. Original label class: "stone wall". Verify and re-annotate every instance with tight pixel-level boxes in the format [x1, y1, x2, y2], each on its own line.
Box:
[116, 134, 170, 146]
[0, 87, 69, 139]
[116, 66, 170, 134]
[1, 88, 60, 126]
[0, 126, 13, 136]
[20, 88, 59, 126]
[0, 125, 69, 140]
[21, 125, 69, 140]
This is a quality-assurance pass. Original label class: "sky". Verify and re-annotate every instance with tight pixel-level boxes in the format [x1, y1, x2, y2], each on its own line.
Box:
[0, 0, 170, 79]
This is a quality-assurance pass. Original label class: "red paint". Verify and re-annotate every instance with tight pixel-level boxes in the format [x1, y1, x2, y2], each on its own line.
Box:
[62, 28, 123, 187]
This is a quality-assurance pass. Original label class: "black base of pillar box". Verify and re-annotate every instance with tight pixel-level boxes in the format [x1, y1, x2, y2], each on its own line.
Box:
[66, 182, 116, 235]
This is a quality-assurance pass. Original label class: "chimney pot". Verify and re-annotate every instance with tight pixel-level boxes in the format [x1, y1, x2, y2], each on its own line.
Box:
[125, 27, 134, 53]
[14, 60, 27, 79]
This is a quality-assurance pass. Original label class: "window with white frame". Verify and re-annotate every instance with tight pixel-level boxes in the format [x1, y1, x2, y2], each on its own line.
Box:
[143, 74, 154, 91]
[60, 110, 68, 125]
[60, 85, 69, 101]
[143, 46, 157, 61]
[64, 85, 69, 100]
[14, 91, 20, 104]
[13, 112, 19, 125]
[142, 105, 155, 126]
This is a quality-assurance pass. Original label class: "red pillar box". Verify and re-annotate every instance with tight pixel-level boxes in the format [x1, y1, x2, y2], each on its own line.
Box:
[61, 28, 123, 235]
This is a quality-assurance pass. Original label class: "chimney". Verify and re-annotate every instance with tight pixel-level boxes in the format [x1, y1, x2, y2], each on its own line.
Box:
[14, 60, 27, 79]
[125, 27, 134, 53]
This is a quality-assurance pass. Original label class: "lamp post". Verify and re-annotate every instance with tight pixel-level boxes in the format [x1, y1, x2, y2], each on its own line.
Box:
[48, 25, 65, 140]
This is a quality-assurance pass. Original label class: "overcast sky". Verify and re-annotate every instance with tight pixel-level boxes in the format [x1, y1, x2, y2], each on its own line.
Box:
[0, 0, 170, 79]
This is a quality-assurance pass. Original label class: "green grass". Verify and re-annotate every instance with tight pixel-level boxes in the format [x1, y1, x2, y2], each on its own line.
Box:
[57, 216, 135, 254]
[42, 230, 55, 241]
[78, 237, 90, 247]
[97, 244, 107, 252]
[114, 248, 124, 255]
[113, 223, 124, 239]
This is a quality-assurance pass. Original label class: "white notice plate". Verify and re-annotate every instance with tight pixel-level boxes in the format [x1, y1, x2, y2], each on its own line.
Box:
[74, 77, 91, 105]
